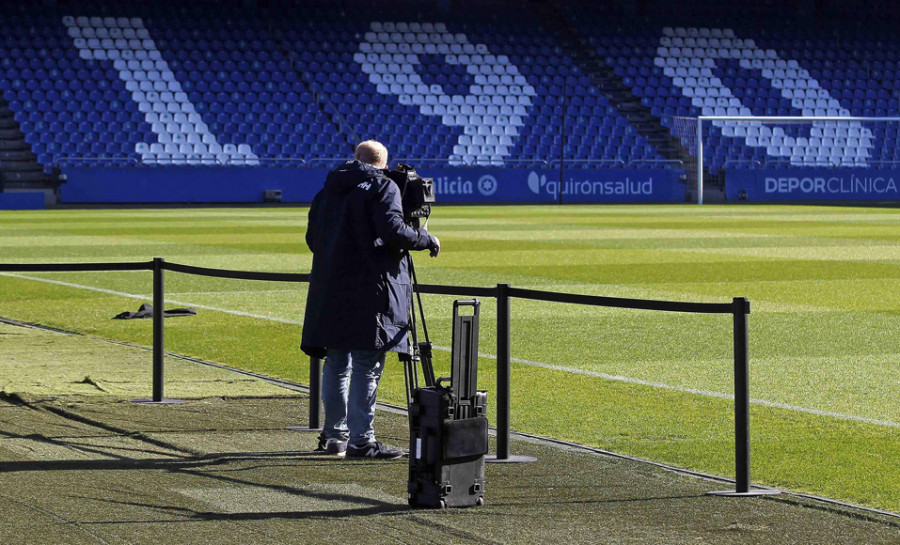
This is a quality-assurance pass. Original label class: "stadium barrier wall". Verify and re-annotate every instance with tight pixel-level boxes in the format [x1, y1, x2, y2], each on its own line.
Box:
[58, 166, 685, 204]
[0, 192, 45, 210]
[0, 258, 760, 493]
[725, 168, 900, 202]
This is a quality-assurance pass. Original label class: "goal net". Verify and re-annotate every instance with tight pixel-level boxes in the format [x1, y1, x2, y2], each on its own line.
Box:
[670, 116, 900, 203]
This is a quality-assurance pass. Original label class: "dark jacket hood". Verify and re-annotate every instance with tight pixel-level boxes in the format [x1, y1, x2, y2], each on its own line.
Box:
[324, 160, 383, 195]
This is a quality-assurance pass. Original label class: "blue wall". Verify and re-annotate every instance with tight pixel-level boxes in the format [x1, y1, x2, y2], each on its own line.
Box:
[60, 167, 331, 203]
[60, 166, 685, 204]
[0, 192, 45, 210]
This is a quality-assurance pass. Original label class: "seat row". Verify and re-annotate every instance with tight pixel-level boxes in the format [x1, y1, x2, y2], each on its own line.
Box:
[62, 16, 146, 29]
[359, 42, 494, 56]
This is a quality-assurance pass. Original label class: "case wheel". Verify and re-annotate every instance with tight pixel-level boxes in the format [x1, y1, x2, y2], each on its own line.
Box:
[476, 497, 484, 506]
[439, 500, 446, 509]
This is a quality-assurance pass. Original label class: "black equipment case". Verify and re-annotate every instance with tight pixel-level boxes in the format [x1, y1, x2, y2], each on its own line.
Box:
[407, 300, 488, 508]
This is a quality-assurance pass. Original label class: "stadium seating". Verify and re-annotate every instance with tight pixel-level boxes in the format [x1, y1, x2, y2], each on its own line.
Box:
[565, 1, 900, 172]
[0, 0, 666, 172]
[280, 8, 669, 168]
[3, 0, 900, 175]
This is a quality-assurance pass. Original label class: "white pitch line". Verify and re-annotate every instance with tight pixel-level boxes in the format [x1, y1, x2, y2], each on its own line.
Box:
[3, 271, 898, 429]
[168, 289, 300, 296]
[0, 272, 303, 325]
[487, 354, 900, 429]
[0, 272, 148, 300]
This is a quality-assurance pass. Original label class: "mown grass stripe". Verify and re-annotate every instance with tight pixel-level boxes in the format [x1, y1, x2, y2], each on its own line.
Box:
[5, 269, 895, 430]
[3, 204, 898, 512]
[0, 272, 303, 325]
[496, 355, 900, 429]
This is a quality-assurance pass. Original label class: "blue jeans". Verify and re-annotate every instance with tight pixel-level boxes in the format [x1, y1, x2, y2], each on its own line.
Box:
[321, 349, 387, 447]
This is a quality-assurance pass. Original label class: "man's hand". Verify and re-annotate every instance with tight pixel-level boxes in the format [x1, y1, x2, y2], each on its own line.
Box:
[428, 235, 441, 258]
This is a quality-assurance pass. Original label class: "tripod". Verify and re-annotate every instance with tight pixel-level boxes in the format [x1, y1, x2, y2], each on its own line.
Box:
[402, 252, 436, 407]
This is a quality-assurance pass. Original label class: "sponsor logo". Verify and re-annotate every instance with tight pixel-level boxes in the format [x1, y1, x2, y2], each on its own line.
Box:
[434, 176, 474, 195]
[357, 181, 372, 190]
[764, 176, 899, 195]
[527, 171, 547, 194]
[527, 171, 655, 197]
[477, 175, 498, 196]
[430, 168, 677, 202]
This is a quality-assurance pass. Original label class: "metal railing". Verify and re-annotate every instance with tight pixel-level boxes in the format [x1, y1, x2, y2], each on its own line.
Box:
[548, 158, 625, 168]
[626, 158, 686, 169]
[49, 155, 690, 170]
[0, 258, 765, 492]
[55, 156, 142, 167]
[54, 156, 310, 168]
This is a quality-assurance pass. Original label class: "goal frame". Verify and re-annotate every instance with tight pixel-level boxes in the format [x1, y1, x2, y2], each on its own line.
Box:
[696, 116, 900, 204]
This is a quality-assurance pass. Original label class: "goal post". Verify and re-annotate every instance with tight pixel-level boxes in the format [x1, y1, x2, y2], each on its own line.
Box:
[683, 116, 900, 204]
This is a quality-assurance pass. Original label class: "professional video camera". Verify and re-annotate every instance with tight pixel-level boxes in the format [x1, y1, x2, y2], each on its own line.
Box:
[381, 164, 438, 394]
[382, 163, 435, 225]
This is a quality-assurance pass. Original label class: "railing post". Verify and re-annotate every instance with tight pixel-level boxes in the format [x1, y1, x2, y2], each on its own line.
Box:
[496, 283, 511, 459]
[308, 356, 322, 428]
[733, 296, 751, 492]
[152, 257, 165, 402]
[487, 283, 536, 464]
[134, 257, 183, 404]
[285, 355, 323, 432]
[709, 297, 778, 496]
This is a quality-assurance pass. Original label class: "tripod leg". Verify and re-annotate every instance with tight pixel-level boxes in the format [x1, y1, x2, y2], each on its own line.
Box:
[403, 357, 413, 408]
[419, 342, 436, 387]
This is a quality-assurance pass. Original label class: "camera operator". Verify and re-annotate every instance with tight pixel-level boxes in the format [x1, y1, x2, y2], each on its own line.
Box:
[301, 140, 440, 459]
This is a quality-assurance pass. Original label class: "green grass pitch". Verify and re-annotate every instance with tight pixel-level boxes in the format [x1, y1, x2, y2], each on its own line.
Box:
[0, 204, 898, 513]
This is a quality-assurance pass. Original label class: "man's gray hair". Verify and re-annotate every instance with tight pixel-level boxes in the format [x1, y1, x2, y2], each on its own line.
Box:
[354, 140, 389, 169]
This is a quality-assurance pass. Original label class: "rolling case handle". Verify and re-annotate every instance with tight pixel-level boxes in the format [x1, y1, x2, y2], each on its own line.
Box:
[453, 299, 480, 312]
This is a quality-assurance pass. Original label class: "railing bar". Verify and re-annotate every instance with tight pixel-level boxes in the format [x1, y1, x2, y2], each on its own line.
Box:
[0, 260, 737, 314]
[414, 283, 499, 298]
[163, 262, 309, 283]
[0, 261, 153, 272]
[508, 287, 733, 314]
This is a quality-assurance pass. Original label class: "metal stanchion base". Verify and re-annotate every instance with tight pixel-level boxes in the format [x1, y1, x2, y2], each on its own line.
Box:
[285, 426, 322, 432]
[131, 398, 186, 405]
[486, 454, 538, 464]
[708, 488, 781, 497]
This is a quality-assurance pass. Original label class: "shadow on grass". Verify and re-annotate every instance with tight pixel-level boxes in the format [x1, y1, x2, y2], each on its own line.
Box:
[0, 451, 343, 473]
[74, 495, 412, 524]
[494, 494, 708, 507]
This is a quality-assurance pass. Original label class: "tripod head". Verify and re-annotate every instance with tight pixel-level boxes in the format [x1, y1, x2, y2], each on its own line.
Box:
[382, 163, 435, 227]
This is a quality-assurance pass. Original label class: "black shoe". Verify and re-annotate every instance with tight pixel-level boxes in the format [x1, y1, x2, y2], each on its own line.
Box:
[345, 441, 403, 459]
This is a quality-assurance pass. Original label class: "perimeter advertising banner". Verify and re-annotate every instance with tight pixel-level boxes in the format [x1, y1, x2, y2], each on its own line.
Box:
[726, 169, 900, 202]
[420, 167, 684, 203]
[59, 167, 332, 203]
[60, 166, 684, 204]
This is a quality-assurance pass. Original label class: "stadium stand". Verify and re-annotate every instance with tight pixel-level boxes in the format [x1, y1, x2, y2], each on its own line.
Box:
[564, 0, 900, 174]
[0, 0, 668, 175]
[272, 0, 668, 168]
[3, 0, 900, 203]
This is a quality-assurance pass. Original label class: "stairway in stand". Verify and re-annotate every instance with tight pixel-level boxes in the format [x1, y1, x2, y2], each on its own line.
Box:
[528, 0, 724, 201]
[0, 96, 60, 205]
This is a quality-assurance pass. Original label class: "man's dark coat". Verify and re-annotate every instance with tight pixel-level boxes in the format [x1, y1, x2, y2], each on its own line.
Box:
[301, 160, 433, 357]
